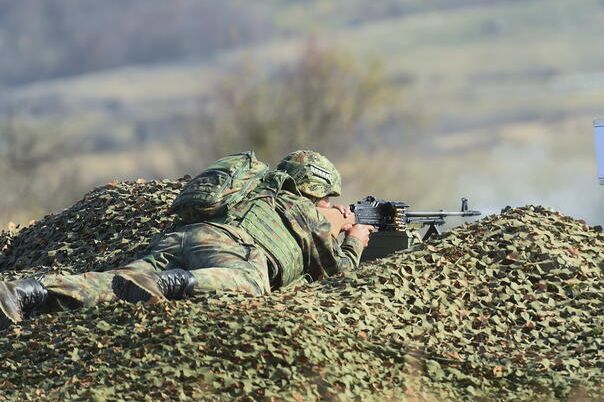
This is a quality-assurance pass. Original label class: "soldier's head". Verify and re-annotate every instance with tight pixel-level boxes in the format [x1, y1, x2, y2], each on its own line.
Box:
[276, 150, 342, 203]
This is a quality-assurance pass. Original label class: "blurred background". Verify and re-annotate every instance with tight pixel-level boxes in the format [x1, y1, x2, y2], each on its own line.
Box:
[0, 0, 603, 228]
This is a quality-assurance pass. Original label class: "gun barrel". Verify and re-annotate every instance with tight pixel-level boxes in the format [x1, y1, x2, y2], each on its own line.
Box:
[404, 210, 481, 218]
[405, 217, 446, 225]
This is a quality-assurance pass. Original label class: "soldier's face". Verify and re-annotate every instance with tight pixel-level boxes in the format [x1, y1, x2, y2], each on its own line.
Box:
[315, 197, 331, 208]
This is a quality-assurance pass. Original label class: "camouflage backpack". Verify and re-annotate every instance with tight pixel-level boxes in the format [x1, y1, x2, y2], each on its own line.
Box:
[171, 151, 269, 223]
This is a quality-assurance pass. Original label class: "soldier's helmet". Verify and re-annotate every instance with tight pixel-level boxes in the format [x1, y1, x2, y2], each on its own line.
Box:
[276, 150, 342, 199]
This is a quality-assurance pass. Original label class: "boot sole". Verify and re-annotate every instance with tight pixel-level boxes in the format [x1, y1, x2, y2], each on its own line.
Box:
[0, 282, 22, 330]
[111, 272, 166, 304]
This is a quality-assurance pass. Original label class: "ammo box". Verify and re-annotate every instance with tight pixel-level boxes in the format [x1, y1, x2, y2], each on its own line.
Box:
[361, 230, 419, 262]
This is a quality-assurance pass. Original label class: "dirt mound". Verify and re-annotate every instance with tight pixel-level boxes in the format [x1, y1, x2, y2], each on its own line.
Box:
[0, 181, 602, 401]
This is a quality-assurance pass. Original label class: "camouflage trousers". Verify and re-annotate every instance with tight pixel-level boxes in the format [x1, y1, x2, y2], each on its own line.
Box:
[40, 222, 271, 310]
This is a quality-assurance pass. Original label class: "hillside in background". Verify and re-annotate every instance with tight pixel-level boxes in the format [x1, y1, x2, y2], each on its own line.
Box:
[0, 0, 275, 87]
[0, 0, 603, 227]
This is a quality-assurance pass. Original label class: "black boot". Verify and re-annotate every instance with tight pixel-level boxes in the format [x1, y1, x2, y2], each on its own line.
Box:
[113, 269, 196, 303]
[0, 279, 49, 330]
[157, 269, 197, 300]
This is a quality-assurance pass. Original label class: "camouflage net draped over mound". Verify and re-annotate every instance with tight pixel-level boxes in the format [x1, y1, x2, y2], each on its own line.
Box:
[0, 180, 603, 401]
[0, 179, 187, 279]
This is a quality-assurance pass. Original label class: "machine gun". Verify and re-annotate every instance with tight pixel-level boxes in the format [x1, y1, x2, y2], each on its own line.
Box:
[351, 196, 481, 241]
[319, 196, 481, 261]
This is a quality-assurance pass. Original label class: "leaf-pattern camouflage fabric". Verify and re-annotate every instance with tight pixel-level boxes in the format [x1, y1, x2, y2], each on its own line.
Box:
[276, 150, 342, 198]
[25, 186, 363, 309]
[4, 178, 601, 401]
[0, 205, 602, 401]
[270, 188, 363, 281]
[225, 169, 364, 287]
[0, 178, 187, 280]
[40, 222, 271, 308]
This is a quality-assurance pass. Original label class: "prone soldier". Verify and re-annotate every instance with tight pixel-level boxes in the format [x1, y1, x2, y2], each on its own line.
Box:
[0, 150, 375, 329]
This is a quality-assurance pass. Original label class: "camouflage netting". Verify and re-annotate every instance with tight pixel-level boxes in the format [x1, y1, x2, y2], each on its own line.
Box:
[0, 179, 603, 401]
[0, 178, 187, 280]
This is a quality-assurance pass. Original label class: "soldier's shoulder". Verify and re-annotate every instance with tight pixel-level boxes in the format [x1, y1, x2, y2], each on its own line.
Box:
[276, 189, 312, 206]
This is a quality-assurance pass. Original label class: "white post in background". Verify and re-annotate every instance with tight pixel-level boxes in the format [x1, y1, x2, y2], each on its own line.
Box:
[595, 119, 604, 185]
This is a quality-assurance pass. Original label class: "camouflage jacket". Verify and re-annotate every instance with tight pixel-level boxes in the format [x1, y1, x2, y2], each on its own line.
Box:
[273, 189, 364, 282]
[223, 171, 364, 288]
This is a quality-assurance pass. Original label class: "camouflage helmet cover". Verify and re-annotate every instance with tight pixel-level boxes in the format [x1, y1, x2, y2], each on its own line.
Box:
[276, 150, 342, 199]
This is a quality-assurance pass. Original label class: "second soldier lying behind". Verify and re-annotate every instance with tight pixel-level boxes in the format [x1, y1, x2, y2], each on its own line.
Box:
[0, 150, 375, 329]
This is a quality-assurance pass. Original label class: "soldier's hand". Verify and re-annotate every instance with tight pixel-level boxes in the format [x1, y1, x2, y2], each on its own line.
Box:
[345, 224, 377, 248]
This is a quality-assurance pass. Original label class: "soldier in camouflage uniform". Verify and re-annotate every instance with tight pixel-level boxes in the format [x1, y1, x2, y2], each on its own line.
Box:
[0, 150, 374, 329]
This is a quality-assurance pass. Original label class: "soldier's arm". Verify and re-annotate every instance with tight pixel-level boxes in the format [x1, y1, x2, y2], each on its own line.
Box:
[331, 232, 364, 273]
[317, 205, 374, 258]
[276, 194, 366, 280]
[317, 207, 356, 237]
[310, 210, 370, 276]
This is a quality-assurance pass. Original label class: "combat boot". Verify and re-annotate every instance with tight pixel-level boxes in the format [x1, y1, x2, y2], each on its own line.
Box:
[112, 269, 197, 304]
[0, 279, 49, 330]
